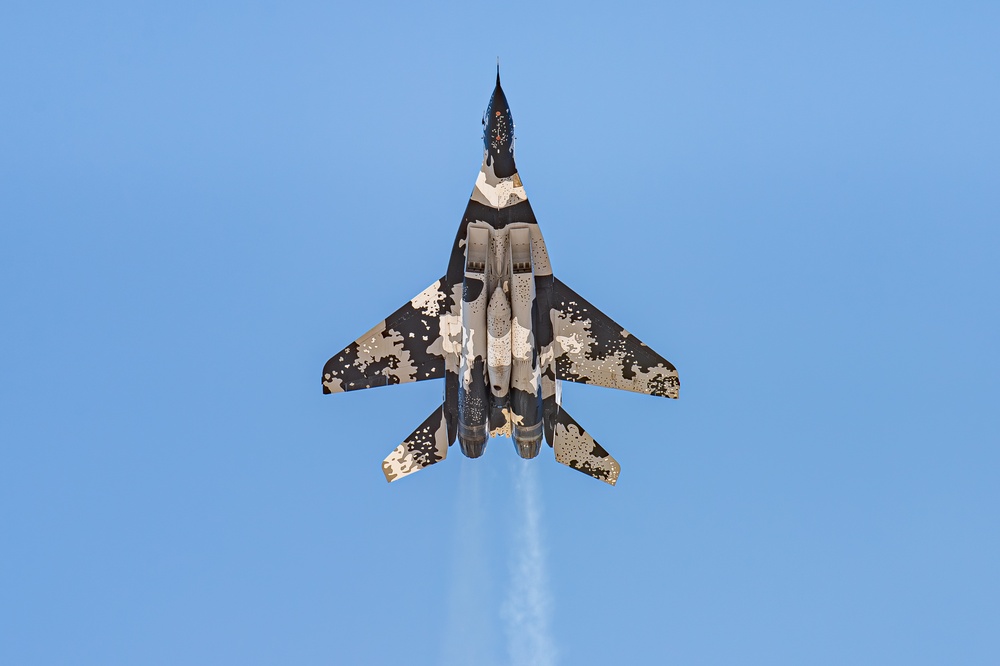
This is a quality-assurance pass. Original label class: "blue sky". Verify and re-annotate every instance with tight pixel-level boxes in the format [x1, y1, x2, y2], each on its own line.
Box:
[2, 2, 998, 664]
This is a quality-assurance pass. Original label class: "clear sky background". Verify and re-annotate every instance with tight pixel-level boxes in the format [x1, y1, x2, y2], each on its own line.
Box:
[2, 2, 998, 664]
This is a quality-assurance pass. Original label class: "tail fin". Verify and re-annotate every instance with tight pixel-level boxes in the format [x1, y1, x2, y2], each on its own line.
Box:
[549, 407, 620, 486]
[382, 405, 451, 482]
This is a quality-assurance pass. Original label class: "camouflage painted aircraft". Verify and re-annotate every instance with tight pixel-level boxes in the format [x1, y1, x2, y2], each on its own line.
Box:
[322, 69, 679, 485]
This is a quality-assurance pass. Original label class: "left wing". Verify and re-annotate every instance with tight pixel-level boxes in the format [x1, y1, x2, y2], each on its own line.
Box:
[322, 278, 462, 394]
[549, 277, 679, 399]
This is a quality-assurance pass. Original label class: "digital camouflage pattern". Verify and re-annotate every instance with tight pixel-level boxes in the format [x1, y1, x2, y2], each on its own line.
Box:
[551, 279, 679, 399]
[323, 68, 679, 485]
[321, 278, 461, 393]
[382, 405, 451, 482]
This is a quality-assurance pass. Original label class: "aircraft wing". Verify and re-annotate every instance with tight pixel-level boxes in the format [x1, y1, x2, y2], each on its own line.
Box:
[322, 277, 462, 393]
[549, 277, 679, 399]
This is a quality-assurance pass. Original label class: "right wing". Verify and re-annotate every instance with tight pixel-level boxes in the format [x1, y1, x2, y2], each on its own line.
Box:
[549, 277, 679, 399]
[322, 277, 462, 394]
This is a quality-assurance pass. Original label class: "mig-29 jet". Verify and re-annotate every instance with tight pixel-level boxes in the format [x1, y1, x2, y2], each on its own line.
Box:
[322, 69, 679, 485]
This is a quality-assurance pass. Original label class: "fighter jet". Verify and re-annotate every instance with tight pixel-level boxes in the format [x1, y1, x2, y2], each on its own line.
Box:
[322, 69, 679, 485]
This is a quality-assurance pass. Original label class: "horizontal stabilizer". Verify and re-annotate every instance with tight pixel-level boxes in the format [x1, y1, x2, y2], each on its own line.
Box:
[550, 278, 679, 399]
[383, 405, 451, 482]
[323, 278, 461, 393]
[550, 407, 620, 486]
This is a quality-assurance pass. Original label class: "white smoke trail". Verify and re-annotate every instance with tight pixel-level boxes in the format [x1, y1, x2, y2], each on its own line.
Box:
[503, 460, 557, 666]
[442, 460, 499, 666]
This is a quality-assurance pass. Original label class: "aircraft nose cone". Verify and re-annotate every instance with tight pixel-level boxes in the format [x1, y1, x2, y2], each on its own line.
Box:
[483, 74, 516, 177]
